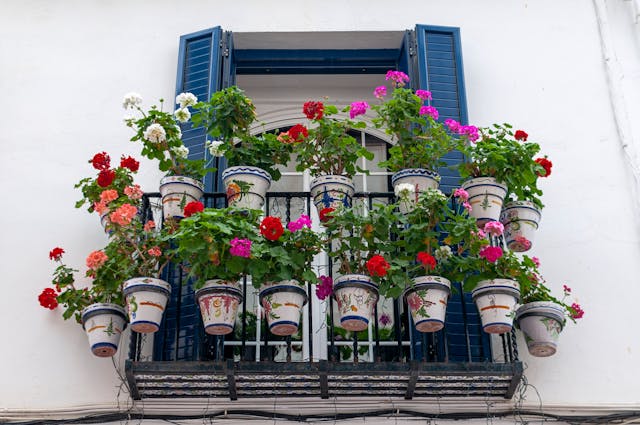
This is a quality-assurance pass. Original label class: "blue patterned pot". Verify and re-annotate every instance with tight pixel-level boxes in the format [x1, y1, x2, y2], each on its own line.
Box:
[159, 175, 204, 220]
[332, 274, 379, 332]
[222, 166, 272, 210]
[403, 276, 451, 333]
[392, 168, 440, 214]
[500, 201, 542, 252]
[81, 303, 127, 358]
[259, 281, 308, 336]
[310, 175, 355, 213]
[461, 177, 508, 227]
[516, 301, 565, 357]
[123, 277, 171, 334]
[195, 280, 243, 335]
[471, 279, 520, 334]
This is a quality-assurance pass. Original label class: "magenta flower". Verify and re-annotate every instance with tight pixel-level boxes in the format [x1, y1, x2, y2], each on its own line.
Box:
[483, 221, 504, 237]
[474, 229, 486, 239]
[287, 215, 312, 232]
[444, 118, 461, 133]
[379, 313, 391, 326]
[415, 89, 432, 101]
[229, 238, 251, 258]
[514, 236, 532, 250]
[315, 275, 333, 300]
[453, 188, 469, 202]
[349, 101, 369, 119]
[385, 70, 410, 86]
[570, 303, 585, 319]
[479, 246, 503, 263]
[419, 105, 439, 120]
[460, 125, 480, 142]
[373, 86, 387, 99]
[462, 201, 472, 212]
[563, 284, 572, 294]
[532, 256, 541, 268]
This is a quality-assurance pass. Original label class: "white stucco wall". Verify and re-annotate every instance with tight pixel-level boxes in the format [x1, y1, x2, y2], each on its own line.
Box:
[2, 0, 640, 419]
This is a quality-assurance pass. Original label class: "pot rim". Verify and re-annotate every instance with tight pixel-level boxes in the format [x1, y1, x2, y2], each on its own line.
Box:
[259, 283, 308, 306]
[81, 303, 127, 329]
[123, 277, 171, 296]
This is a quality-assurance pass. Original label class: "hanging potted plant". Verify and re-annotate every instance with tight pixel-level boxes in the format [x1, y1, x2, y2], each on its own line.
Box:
[74, 151, 140, 232]
[171, 204, 262, 335]
[371, 70, 460, 212]
[455, 123, 543, 227]
[322, 203, 404, 331]
[40, 246, 128, 358]
[290, 99, 373, 213]
[516, 258, 584, 357]
[191, 86, 292, 209]
[249, 215, 325, 336]
[125, 92, 210, 220]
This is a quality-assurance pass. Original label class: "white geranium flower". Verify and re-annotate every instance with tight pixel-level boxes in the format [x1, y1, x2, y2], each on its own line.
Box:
[174, 125, 182, 140]
[176, 92, 197, 108]
[206, 140, 225, 157]
[174, 107, 191, 123]
[434, 245, 452, 261]
[122, 92, 142, 109]
[394, 183, 415, 198]
[425, 188, 447, 203]
[171, 145, 189, 159]
[143, 123, 167, 144]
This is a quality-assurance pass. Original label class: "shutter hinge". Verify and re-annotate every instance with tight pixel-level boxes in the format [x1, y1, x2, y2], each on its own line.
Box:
[221, 37, 230, 57]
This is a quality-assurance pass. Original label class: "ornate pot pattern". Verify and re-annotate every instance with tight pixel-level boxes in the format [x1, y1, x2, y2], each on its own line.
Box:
[471, 279, 520, 334]
[81, 303, 127, 358]
[159, 175, 204, 220]
[332, 274, 379, 332]
[123, 277, 171, 334]
[222, 166, 272, 210]
[309, 175, 356, 213]
[259, 281, 308, 336]
[403, 275, 451, 333]
[391, 168, 440, 214]
[500, 201, 542, 252]
[516, 301, 565, 357]
[195, 280, 243, 335]
[461, 177, 508, 227]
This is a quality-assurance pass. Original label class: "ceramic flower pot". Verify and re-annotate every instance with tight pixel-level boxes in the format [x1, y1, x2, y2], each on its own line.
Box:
[195, 280, 243, 335]
[81, 303, 128, 358]
[222, 166, 272, 210]
[259, 280, 308, 336]
[516, 301, 565, 357]
[332, 274, 379, 332]
[159, 175, 204, 220]
[461, 177, 508, 227]
[403, 275, 451, 333]
[123, 277, 171, 334]
[471, 279, 520, 334]
[392, 168, 440, 214]
[500, 201, 542, 252]
[309, 175, 355, 213]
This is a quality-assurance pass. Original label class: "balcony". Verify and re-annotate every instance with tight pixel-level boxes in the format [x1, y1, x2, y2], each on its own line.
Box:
[125, 192, 523, 401]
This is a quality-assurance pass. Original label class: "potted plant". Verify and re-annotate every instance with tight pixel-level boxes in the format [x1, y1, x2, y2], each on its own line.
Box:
[191, 86, 292, 209]
[322, 203, 404, 331]
[40, 246, 128, 357]
[516, 258, 583, 357]
[124, 92, 209, 219]
[290, 99, 373, 213]
[74, 151, 140, 232]
[171, 204, 262, 335]
[371, 70, 459, 208]
[454, 123, 545, 227]
[249, 214, 325, 336]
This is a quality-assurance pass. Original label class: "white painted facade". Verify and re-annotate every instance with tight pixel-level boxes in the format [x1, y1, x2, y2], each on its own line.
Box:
[2, 0, 640, 423]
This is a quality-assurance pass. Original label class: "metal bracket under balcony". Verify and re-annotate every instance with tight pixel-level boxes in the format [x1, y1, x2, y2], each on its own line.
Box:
[125, 360, 523, 400]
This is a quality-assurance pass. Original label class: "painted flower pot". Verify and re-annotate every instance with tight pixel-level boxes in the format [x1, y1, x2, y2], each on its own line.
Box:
[81, 303, 127, 358]
[259, 280, 308, 336]
[500, 201, 542, 252]
[310, 175, 355, 213]
[195, 280, 243, 335]
[159, 175, 204, 220]
[403, 275, 451, 333]
[516, 301, 565, 357]
[471, 279, 520, 334]
[461, 177, 508, 227]
[123, 277, 171, 334]
[332, 274, 379, 332]
[222, 166, 272, 210]
[99, 210, 112, 234]
[392, 168, 440, 214]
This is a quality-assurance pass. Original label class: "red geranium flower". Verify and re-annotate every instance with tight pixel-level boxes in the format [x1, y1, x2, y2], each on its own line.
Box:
[38, 288, 58, 310]
[416, 252, 436, 270]
[303, 101, 324, 120]
[49, 247, 65, 261]
[183, 201, 204, 217]
[260, 216, 284, 241]
[319, 207, 335, 223]
[514, 130, 528, 141]
[90, 152, 110, 170]
[120, 155, 140, 172]
[287, 124, 308, 143]
[366, 254, 390, 277]
[535, 157, 552, 177]
[97, 169, 116, 187]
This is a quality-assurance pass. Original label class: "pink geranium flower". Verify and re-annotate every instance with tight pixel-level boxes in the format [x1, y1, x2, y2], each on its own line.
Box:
[229, 238, 251, 258]
[415, 89, 432, 100]
[287, 215, 312, 232]
[109, 203, 138, 226]
[349, 101, 369, 119]
[419, 105, 439, 120]
[483, 221, 504, 237]
[479, 246, 503, 263]
[86, 250, 108, 270]
[453, 188, 469, 202]
[373, 86, 387, 99]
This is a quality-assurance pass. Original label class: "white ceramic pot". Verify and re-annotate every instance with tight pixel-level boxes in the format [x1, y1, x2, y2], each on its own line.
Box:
[404, 275, 451, 333]
[392, 168, 440, 214]
[81, 303, 127, 358]
[500, 201, 542, 252]
[516, 301, 565, 357]
[259, 280, 308, 336]
[159, 175, 204, 220]
[195, 280, 243, 335]
[471, 279, 520, 334]
[123, 277, 171, 334]
[461, 177, 508, 227]
[332, 274, 379, 332]
[309, 175, 355, 213]
[222, 166, 272, 210]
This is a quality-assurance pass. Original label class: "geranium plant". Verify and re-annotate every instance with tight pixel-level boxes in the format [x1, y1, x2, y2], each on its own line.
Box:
[371, 70, 459, 173]
[171, 204, 262, 289]
[125, 92, 210, 179]
[249, 215, 325, 288]
[291, 100, 373, 177]
[191, 86, 292, 180]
